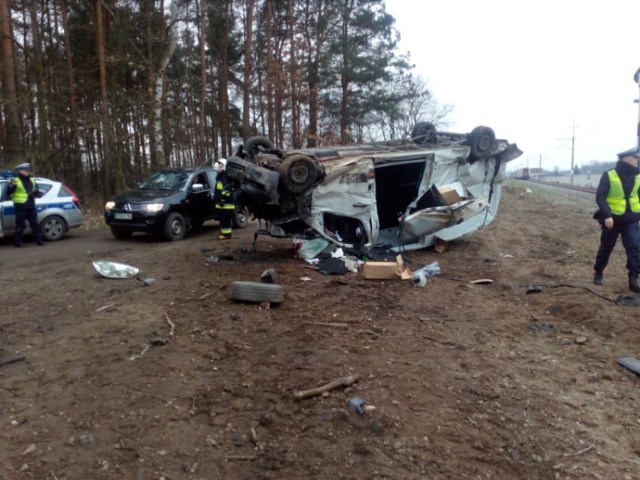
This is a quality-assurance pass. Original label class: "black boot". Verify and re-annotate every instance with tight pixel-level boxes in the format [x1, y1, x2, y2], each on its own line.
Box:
[593, 271, 603, 285]
[629, 273, 640, 293]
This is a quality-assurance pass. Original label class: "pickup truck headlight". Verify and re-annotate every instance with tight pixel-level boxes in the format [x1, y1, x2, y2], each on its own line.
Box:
[105, 201, 115, 210]
[143, 203, 164, 212]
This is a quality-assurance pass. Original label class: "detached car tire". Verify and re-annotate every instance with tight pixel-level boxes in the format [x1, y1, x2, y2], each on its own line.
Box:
[40, 215, 67, 241]
[229, 281, 284, 304]
[163, 211, 186, 241]
[278, 154, 320, 194]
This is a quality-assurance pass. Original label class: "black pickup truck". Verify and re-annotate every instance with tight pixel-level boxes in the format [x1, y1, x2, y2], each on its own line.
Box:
[104, 166, 249, 241]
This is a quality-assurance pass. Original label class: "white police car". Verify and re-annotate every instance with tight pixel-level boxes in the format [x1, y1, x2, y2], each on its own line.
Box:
[0, 173, 83, 241]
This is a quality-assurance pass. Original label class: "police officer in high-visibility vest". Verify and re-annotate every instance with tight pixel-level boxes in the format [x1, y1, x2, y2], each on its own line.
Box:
[6, 162, 45, 247]
[593, 148, 640, 292]
[214, 159, 235, 240]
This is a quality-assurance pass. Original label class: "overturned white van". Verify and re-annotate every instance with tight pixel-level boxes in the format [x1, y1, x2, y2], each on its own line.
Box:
[227, 124, 522, 252]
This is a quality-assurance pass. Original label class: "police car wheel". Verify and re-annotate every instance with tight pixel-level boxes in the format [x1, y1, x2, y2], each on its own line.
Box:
[233, 205, 250, 228]
[468, 126, 495, 159]
[40, 215, 67, 241]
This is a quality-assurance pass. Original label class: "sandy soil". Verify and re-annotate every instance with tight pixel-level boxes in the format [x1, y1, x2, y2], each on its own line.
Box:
[2, 182, 640, 480]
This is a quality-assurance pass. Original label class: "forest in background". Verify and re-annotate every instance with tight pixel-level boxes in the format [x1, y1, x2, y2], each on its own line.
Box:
[0, 0, 452, 201]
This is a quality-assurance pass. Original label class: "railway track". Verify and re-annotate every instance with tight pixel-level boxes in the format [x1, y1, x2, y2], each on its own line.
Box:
[520, 180, 596, 194]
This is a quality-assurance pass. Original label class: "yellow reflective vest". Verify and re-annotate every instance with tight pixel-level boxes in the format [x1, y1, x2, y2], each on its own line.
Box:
[606, 169, 640, 215]
[11, 177, 37, 205]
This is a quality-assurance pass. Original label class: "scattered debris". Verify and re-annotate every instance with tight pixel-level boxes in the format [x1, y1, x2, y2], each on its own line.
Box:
[150, 336, 169, 346]
[260, 269, 278, 284]
[529, 322, 554, 333]
[470, 278, 494, 285]
[349, 397, 366, 415]
[299, 276, 312, 282]
[0, 356, 26, 368]
[21, 444, 36, 456]
[92, 260, 140, 279]
[139, 277, 155, 286]
[575, 335, 588, 345]
[615, 294, 640, 307]
[165, 314, 176, 336]
[306, 321, 349, 329]
[526, 284, 544, 294]
[318, 257, 349, 276]
[617, 357, 640, 375]
[411, 261, 441, 287]
[95, 304, 116, 312]
[293, 374, 361, 400]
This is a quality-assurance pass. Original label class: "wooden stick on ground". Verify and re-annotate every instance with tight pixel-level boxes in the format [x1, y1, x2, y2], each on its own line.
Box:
[165, 314, 176, 336]
[293, 374, 361, 400]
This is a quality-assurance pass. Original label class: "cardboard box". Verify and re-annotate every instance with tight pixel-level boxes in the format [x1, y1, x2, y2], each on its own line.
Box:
[437, 186, 462, 205]
[362, 261, 400, 280]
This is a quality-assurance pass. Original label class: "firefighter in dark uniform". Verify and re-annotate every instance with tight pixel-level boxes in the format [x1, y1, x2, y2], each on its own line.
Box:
[593, 148, 640, 292]
[6, 162, 45, 247]
[214, 159, 235, 239]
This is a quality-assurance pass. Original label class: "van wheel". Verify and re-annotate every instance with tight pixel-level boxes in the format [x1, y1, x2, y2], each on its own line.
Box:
[279, 154, 319, 194]
[110, 227, 133, 239]
[243, 136, 274, 160]
[229, 281, 284, 304]
[163, 212, 186, 241]
[411, 122, 437, 145]
[468, 126, 495, 159]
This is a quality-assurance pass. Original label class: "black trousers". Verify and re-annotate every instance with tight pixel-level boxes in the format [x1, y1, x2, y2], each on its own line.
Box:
[594, 221, 640, 275]
[15, 205, 42, 244]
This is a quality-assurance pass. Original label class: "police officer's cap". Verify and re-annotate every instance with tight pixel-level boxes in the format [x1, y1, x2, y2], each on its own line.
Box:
[617, 147, 640, 160]
[15, 162, 31, 171]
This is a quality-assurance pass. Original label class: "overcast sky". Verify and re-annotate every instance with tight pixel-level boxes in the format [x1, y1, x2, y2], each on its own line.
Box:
[385, 0, 640, 172]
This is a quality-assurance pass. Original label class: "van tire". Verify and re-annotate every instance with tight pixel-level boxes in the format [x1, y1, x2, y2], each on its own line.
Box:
[468, 126, 495, 159]
[243, 136, 274, 160]
[411, 122, 437, 145]
[229, 281, 284, 304]
[278, 154, 319, 194]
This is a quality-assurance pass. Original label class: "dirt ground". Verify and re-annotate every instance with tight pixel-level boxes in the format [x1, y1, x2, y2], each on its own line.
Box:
[2, 181, 640, 480]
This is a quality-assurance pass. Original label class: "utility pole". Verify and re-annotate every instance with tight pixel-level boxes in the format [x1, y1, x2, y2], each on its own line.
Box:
[570, 119, 576, 185]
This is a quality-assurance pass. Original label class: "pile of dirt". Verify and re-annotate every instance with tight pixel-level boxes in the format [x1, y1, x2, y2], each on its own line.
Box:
[2, 182, 640, 479]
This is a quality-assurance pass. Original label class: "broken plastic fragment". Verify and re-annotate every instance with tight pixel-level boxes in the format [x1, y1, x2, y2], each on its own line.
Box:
[349, 397, 366, 415]
[92, 261, 140, 279]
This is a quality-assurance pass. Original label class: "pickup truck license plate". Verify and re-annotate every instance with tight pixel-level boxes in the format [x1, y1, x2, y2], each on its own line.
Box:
[114, 212, 133, 220]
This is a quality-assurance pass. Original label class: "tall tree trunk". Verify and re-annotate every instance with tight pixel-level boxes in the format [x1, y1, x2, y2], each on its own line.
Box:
[242, 0, 254, 139]
[264, 0, 274, 141]
[60, 0, 83, 193]
[197, 0, 206, 162]
[287, 0, 300, 147]
[0, 0, 20, 157]
[28, 0, 50, 174]
[95, 0, 113, 199]
[152, 0, 179, 168]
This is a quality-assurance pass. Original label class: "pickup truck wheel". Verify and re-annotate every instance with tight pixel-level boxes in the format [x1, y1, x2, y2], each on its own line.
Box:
[243, 136, 274, 160]
[110, 227, 133, 239]
[411, 122, 437, 145]
[163, 212, 186, 241]
[229, 281, 284, 304]
[279, 154, 319, 194]
[232, 205, 250, 229]
[468, 126, 495, 159]
[40, 215, 67, 241]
